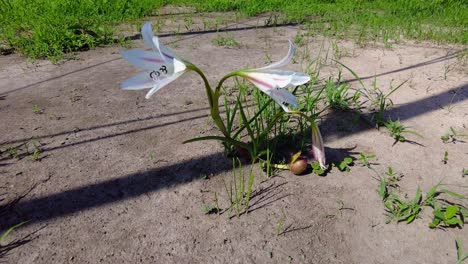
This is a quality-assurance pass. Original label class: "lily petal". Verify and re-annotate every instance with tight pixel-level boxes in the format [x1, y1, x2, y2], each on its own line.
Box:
[245, 72, 293, 89]
[258, 70, 310, 86]
[121, 72, 154, 90]
[266, 88, 298, 112]
[145, 71, 185, 99]
[256, 40, 294, 70]
[120, 49, 167, 71]
[142, 22, 159, 52]
[142, 22, 177, 62]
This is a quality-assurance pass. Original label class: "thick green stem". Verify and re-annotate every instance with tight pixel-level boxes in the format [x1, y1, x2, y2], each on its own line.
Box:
[186, 63, 229, 137]
[186, 63, 214, 108]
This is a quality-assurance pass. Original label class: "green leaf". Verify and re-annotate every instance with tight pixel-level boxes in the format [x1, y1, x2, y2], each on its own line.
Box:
[429, 218, 441, 228]
[434, 208, 445, 220]
[378, 179, 387, 199]
[445, 217, 463, 226]
[406, 214, 416, 224]
[456, 239, 463, 261]
[413, 187, 422, 204]
[440, 189, 466, 200]
[183, 136, 250, 150]
[237, 98, 255, 144]
[0, 221, 28, 242]
[445, 205, 459, 219]
[450, 127, 457, 136]
[343, 157, 352, 164]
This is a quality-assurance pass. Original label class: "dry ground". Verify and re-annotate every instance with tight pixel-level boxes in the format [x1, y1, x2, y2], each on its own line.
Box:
[0, 12, 467, 264]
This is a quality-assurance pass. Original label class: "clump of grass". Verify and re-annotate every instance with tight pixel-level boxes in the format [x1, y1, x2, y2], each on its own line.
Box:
[212, 34, 240, 49]
[324, 75, 361, 111]
[0, 0, 165, 60]
[3, 0, 467, 60]
[222, 158, 255, 217]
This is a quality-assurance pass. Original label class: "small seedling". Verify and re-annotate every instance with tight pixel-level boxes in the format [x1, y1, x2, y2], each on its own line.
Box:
[28, 140, 42, 161]
[385, 167, 403, 188]
[32, 104, 43, 114]
[312, 161, 325, 175]
[463, 169, 468, 178]
[201, 204, 218, 215]
[357, 153, 376, 168]
[294, 32, 305, 47]
[384, 118, 421, 144]
[456, 239, 468, 264]
[7, 146, 18, 158]
[0, 221, 28, 244]
[441, 127, 467, 144]
[276, 213, 286, 236]
[30, 148, 41, 161]
[333, 157, 353, 172]
[200, 174, 209, 180]
[442, 151, 448, 164]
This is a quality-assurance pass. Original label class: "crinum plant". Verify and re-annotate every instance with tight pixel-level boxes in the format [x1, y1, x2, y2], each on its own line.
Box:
[120, 22, 327, 170]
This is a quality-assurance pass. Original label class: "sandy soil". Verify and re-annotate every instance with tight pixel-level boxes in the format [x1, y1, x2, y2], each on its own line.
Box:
[0, 12, 467, 264]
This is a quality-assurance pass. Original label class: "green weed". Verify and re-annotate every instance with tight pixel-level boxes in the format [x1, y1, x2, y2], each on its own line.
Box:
[384, 118, 422, 144]
[201, 204, 218, 215]
[357, 153, 376, 168]
[7, 146, 18, 159]
[276, 211, 286, 236]
[324, 76, 361, 111]
[212, 34, 240, 49]
[312, 161, 325, 175]
[441, 127, 468, 144]
[442, 151, 449, 165]
[223, 158, 256, 217]
[32, 104, 43, 114]
[379, 178, 467, 228]
[333, 157, 353, 172]
[0, 221, 28, 244]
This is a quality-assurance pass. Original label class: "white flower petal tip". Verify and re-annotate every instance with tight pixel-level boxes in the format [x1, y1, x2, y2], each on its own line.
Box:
[239, 40, 309, 112]
[121, 21, 189, 98]
[258, 40, 295, 70]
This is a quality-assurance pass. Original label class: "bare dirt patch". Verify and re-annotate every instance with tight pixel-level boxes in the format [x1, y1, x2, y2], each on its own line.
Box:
[0, 13, 467, 264]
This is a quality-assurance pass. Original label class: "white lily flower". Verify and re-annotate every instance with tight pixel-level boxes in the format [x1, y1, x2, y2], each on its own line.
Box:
[237, 40, 310, 112]
[120, 22, 188, 99]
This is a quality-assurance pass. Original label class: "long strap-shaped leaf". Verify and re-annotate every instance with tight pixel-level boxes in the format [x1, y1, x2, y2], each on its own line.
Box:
[183, 136, 251, 152]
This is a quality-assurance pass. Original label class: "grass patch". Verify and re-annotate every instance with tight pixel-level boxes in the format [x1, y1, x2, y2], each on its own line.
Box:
[0, 0, 166, 60]
[0, 0, 467, 60]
